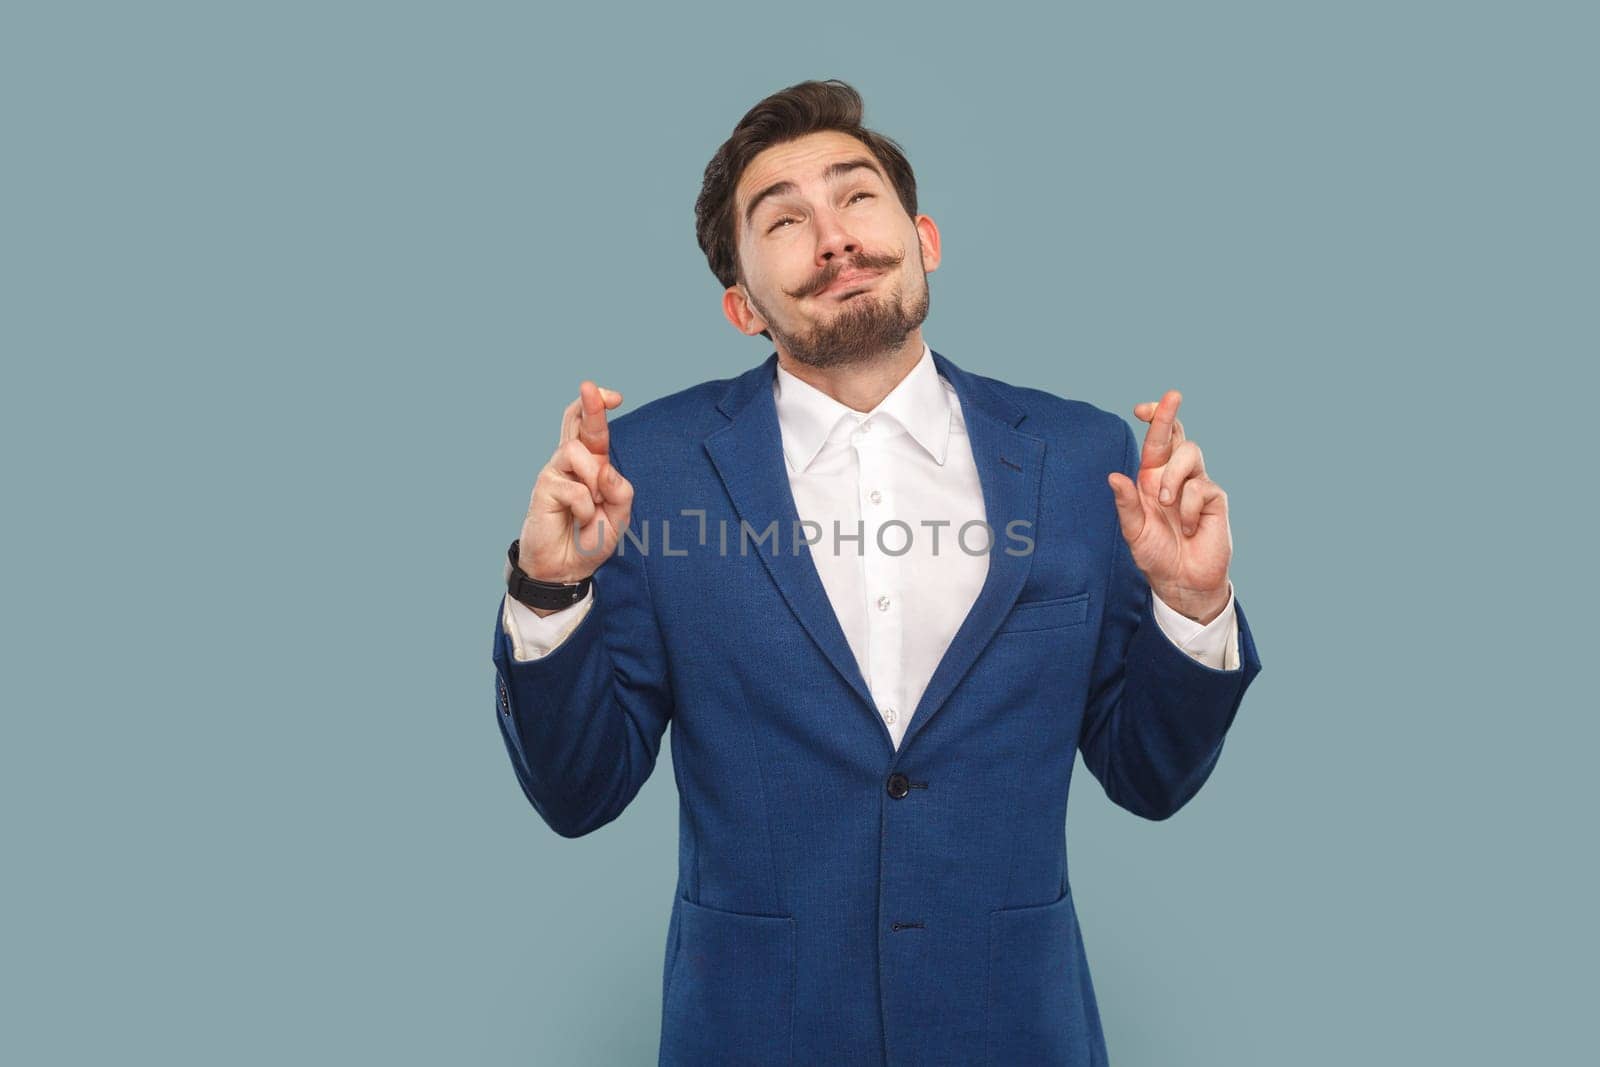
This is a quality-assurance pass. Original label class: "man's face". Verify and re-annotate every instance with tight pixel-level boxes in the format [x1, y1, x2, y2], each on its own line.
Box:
[723, 130, 941, 369]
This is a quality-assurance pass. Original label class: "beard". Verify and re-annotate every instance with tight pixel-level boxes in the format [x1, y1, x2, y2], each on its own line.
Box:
[751, 263, 931, 371]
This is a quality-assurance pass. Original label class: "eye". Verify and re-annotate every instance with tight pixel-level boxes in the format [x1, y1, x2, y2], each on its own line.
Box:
[768, 216, 799, 233]
[847, 191, 874, 205]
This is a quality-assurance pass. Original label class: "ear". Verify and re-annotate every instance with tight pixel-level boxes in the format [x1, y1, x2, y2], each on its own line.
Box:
[914, 214, 942, 273]
[722, 284, 768, 336]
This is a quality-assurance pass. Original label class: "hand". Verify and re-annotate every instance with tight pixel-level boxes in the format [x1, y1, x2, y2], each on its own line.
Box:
[519, 381, 633, 598]
[1105, 390, 1233, 623]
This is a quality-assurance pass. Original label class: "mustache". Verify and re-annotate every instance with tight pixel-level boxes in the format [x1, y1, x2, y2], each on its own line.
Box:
[785, 250, 905, 299]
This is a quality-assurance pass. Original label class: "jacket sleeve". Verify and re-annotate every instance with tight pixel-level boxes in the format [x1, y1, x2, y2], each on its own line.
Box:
[490, 445, 674, 838]
[1077, 420, 1263, 821]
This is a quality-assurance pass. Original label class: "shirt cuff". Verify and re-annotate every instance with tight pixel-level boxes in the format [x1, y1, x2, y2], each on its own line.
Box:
[1149, 581, 1240, 671]
[501, 557, 595, 661]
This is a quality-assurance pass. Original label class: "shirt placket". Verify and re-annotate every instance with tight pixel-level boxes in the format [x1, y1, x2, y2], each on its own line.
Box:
[852, 416, 905, 746]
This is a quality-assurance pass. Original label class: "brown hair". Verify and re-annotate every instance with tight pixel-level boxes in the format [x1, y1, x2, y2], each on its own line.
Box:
[694, 79, 919, 292]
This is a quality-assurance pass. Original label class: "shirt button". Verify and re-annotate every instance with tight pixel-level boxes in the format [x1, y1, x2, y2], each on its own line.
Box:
[876, 594, 891, 612]
[881, 707, 898, 724]
[868, 489, 882, 504]
[860, 419, 873, 433]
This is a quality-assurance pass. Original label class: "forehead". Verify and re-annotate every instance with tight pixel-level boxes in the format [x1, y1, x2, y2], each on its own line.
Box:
[735, 130, 882, 212]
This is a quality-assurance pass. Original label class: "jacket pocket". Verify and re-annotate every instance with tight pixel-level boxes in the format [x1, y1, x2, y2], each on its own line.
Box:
[996, 590, 1091, 634]
[985, 885, 1095, 1065]
[660, 896, 797, 1066]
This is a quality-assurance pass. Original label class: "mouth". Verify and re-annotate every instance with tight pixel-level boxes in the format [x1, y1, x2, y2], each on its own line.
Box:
[819, 269, 882, 299]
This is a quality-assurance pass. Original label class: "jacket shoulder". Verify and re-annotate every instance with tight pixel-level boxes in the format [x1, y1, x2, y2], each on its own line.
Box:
[972, 373, 1131, 454]
[602, 371, 738, 470]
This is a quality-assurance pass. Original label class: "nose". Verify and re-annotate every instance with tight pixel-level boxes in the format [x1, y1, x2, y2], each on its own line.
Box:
[814, 206, 861, 267]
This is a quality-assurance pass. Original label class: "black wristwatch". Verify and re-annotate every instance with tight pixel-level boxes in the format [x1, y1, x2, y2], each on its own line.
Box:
[506, 539, 592, 611]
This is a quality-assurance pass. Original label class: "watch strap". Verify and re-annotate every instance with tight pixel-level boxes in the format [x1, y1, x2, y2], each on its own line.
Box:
[507, 539, 592, 611]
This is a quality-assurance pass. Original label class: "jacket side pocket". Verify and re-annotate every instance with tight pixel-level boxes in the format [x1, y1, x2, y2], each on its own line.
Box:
[985, 885, 1095, 1065]
[660, 896, 796, 1066]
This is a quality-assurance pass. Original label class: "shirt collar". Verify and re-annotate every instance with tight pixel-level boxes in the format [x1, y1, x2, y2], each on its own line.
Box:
[772, 342, 952, 473]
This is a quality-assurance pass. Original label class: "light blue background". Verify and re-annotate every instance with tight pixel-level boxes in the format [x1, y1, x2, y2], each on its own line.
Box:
[5, 2, 1594, 1063]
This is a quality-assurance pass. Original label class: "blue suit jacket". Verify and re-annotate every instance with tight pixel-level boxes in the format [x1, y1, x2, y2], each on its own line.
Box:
[492, 348, 1263, 1066]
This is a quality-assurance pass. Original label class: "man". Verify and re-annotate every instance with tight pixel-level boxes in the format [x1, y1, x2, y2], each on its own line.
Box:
[492, 79, 1261, 1066]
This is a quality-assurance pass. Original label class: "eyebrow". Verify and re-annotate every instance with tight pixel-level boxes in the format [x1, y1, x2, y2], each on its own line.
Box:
[742, 157, 885, 229]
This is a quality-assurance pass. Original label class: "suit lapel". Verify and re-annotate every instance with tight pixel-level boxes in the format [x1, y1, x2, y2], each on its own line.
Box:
[704, 354, 880, 719]
[900, 349, 1043, 752]
[702, 348, 1044, 754]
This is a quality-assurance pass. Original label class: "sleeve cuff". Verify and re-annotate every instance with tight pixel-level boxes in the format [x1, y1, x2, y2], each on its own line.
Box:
[502, 586, 595, 662]
[1149, 581, 1240, 671]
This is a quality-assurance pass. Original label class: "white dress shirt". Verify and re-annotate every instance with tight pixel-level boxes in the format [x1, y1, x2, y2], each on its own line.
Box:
[503, 343, 1239, 749]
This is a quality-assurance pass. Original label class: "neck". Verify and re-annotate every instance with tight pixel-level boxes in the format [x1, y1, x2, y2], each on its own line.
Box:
[775, 328, 926, 413]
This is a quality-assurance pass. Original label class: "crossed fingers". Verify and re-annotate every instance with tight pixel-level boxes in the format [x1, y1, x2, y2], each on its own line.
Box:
[1135, 389, 1213, 535]
[559, 382, 623, 454]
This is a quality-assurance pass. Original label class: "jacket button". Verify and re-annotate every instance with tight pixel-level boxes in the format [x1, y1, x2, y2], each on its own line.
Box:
[886, 773, 911, 799]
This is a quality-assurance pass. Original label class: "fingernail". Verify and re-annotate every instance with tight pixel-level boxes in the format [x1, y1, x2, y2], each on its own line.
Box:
[1183, 525, 1194, 536]
[1160, 488, 1172, 504]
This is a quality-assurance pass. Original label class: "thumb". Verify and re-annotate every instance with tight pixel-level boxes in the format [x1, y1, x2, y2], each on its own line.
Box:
[1106, 472, 1144, 544]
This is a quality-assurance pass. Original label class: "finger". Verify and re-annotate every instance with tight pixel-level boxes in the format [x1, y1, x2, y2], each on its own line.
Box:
[1178, 476, 1214, 537]
[1181, 479, 1227, 538]
[1158, 440, 1205, 506]
[1139, 389, 1183, 471]
[560, 385, 624, 448]
[1133, 398, 1181, 421]
[597, 461, 632, 505]
[558, 396, 581, 448]
[577, 380, 614, 456]
[596, 465, 634, 541]
[539, 471, 598, 525]
[1106, 471, 1146, 543]
[552, 438, 607, 503]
